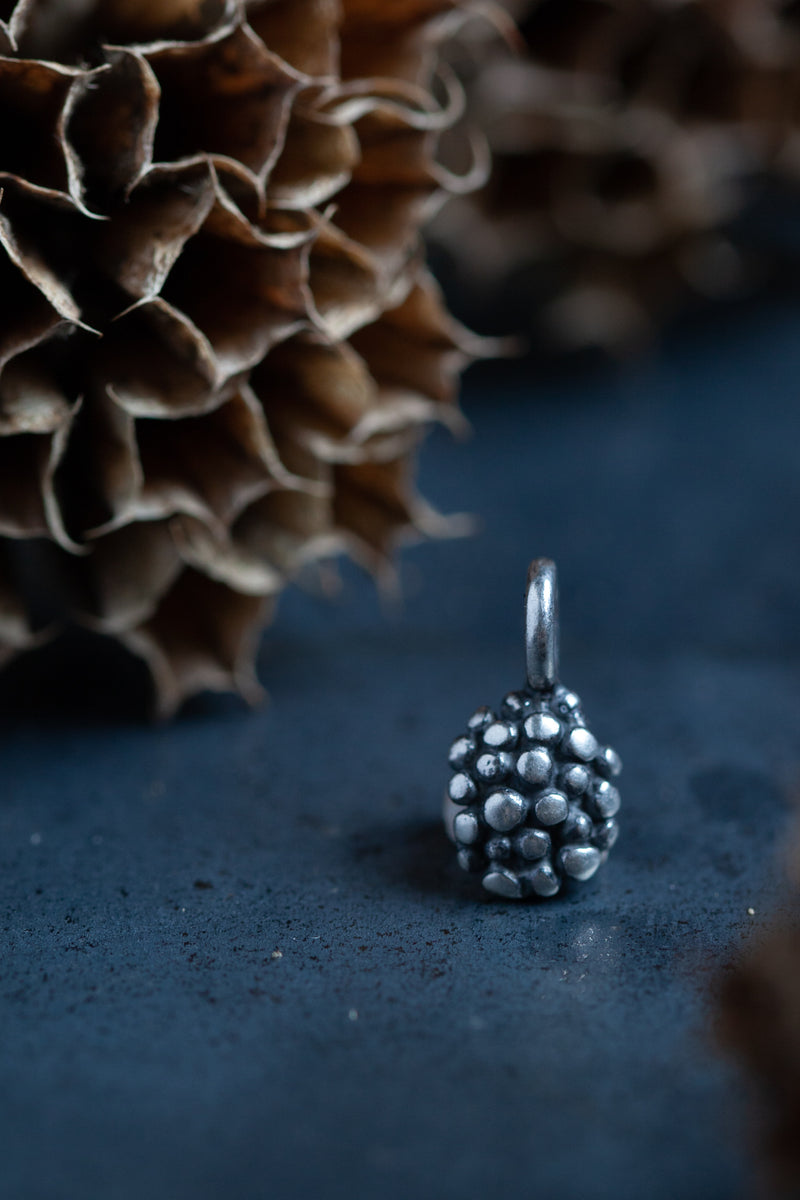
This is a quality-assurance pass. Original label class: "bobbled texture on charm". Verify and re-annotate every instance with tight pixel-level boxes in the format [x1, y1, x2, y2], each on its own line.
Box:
[446, 683, 622, 899]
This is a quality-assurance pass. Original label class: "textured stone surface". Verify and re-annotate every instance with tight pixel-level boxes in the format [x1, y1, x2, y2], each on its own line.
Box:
[1, 299, 800, 1198]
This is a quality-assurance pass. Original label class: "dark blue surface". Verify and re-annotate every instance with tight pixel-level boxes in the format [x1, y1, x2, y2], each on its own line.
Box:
[2, 301, 800, 1200]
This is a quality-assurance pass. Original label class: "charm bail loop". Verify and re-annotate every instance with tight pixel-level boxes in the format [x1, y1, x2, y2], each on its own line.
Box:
[525, 558, 559, 692]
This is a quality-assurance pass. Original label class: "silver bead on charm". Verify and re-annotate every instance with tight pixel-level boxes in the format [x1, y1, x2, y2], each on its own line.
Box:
[443, 559, 622, 900]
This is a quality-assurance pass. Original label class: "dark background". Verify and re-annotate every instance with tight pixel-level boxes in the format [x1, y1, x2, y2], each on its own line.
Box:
[1, 295, 799, 1198]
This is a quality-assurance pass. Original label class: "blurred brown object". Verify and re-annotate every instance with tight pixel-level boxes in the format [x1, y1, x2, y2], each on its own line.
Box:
[718, 816, 800, 1196]
[719, 920, 800, 1195]
[0, 0, 480, 715]
[432, 0, 800, 348]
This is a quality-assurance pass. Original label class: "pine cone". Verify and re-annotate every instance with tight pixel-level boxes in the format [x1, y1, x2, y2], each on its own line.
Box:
[0, 0, 478, 715]
[433, 0, 800, 347]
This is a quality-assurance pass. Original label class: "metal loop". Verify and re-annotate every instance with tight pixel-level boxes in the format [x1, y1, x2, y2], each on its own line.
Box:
[525, 558, 559, 691]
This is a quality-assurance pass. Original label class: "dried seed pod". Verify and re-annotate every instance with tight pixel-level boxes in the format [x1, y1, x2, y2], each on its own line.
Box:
[718, 800, 800, 1198]
[0, 0, 480, 714]
[432, 0, 800, 348]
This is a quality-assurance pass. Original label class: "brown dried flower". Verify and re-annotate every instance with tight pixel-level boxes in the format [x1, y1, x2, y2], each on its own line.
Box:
[433, 0, 800, 348]
[717, 801, 800, 1195]
[0, 0, 480, 715]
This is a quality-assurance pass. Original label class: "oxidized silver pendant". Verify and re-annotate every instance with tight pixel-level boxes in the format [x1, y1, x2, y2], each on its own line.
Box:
[443, 559, 622, 899]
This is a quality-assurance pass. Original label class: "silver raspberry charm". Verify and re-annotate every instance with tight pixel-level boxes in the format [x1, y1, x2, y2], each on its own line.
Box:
[443, 560, 622, 900]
